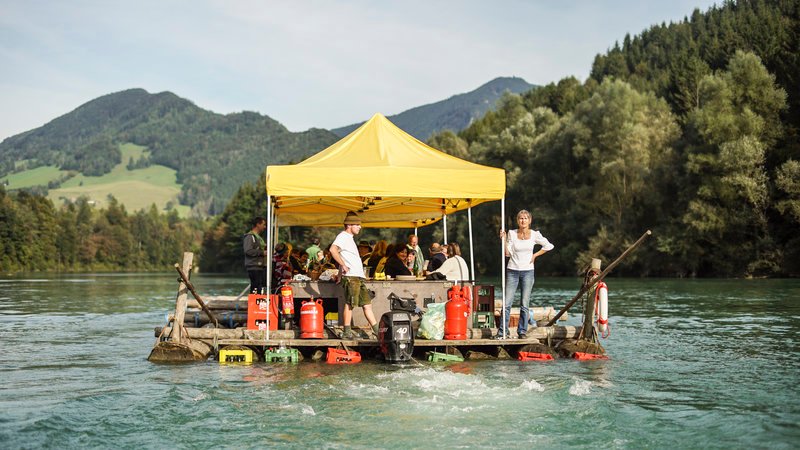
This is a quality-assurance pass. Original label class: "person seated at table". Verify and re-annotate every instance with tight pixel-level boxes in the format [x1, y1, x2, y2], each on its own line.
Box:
[289, 247, 305, 274]
[428, 243, 447, 271]
[297, 251, 309, 275]
[384, 243, 413, 278]
[305, 237, 322, 261]
[367, 240, 387, 273]
[321, 246, 337, 270]
[405, 246, 418, 275]
[430, 242, 470, 281]
[272, 243, 293, 289]
[375, 243, 393, 275]
[358, 240, 372, 264]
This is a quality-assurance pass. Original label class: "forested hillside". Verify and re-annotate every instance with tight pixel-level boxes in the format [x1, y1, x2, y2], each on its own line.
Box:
[431, 0, 800, 277]
[0, 89, 339, 215]
[0, 186, 205, 272]
[332, 77, 535, 140]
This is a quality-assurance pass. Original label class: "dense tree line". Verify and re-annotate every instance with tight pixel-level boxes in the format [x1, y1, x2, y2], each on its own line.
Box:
[436, 0, 800, 277]
[0, 186, 206, 272]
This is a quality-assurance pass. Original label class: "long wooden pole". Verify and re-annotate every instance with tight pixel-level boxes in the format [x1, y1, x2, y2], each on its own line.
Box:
[169, 252, 194, 344]
[174, 263, 219, 328]
[545, 230, 652, 326]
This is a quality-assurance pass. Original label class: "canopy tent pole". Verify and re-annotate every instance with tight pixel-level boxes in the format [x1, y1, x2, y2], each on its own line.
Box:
[500, 197, 506, 338]
[265, 194, 273, 341]
[468, 207, 475, 282]
[443, 213, 448, 245]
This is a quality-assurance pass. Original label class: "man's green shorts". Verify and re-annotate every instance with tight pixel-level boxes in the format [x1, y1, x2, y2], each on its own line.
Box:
[342, 276, 372, 308]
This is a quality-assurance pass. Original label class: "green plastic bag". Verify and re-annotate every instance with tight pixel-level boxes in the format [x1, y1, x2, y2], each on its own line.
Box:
[417, 302, 446, 340]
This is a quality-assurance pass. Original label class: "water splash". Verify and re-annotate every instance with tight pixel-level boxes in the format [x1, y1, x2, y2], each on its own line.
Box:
[521, 379, 545, 392]
[569, 379, 592, 396]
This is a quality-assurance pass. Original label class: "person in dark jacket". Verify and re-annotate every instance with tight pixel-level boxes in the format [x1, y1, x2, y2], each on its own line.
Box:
[243, 217, 268, 293]
[427, 243, 447, 272]
[384, 244, 412, 278]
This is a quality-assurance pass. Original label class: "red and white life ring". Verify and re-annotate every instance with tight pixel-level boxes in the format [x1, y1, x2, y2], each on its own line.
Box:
[594, 281, 610, 338]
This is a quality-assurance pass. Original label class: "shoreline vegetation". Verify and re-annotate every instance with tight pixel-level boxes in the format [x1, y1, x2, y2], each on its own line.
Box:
[2, 1, 798, 278]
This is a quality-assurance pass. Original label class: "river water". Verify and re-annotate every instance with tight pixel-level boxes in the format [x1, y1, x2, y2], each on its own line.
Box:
[0, 274, 798, 449]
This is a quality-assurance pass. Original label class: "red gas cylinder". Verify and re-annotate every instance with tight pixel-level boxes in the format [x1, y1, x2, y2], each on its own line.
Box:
[299, 298, 324, 339]
[461, 286, 472, 312]
[444, 291, 469, 340]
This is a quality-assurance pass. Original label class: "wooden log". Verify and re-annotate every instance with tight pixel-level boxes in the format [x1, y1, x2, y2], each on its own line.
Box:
[170, 252, 194, 344]
[556, 339, 606, 358]
[147, 339, 213, 362]
[187, 298, 247, 310]
[517, 343, 558, 358]
[464, 350, 494, 360]
[182, 311, 248, 327]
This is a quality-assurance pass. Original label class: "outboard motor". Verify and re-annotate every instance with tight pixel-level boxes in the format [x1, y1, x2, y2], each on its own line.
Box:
[388, 293, 417, 313]
[379, 310, 414, 362]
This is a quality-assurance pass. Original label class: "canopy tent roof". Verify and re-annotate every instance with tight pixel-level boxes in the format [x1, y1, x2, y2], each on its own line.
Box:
[265, 113, 505, 227]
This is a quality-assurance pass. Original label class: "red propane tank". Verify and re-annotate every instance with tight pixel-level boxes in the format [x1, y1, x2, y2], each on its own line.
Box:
[444, 287, 469, 340]
[300, 298, 324, 339]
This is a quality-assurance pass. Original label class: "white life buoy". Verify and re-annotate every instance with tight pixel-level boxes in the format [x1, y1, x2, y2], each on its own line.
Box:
[594, 281, 609, 338]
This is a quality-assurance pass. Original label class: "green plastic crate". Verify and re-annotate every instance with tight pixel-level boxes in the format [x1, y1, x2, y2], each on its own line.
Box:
[426, 351, 464, 362]
[265, 348, 299, 363]
[472, 311, 495, 329]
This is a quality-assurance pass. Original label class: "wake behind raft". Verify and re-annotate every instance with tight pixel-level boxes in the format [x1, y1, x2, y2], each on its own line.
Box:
[149, 232, 649, 364]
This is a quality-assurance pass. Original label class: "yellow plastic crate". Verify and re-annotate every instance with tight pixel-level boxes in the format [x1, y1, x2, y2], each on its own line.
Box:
[219, 348, 254, 363]
[325, 312, 339, 326]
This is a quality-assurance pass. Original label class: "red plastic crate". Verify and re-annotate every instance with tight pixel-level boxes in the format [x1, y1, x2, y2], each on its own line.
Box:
[326, 348, 361, 364]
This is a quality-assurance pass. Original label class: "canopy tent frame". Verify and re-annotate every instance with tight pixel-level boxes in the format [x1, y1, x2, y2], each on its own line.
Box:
[262, 113, 507, 325]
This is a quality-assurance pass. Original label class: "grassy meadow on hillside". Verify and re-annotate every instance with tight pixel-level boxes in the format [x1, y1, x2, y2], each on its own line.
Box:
[2, 143, 190, 216]
[1, 166, 67, 189]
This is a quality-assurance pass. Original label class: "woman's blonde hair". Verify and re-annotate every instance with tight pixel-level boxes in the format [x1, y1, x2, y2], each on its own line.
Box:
[372, 240, 388, 257]
[448, 242, 461, 257]
[517, 210, 532, 221]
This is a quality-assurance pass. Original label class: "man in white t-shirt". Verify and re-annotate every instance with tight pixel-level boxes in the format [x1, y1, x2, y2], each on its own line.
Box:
[329, 211, 379, 339]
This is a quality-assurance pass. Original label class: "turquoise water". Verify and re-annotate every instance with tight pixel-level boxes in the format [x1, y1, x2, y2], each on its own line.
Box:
[1, 274, 799, 449]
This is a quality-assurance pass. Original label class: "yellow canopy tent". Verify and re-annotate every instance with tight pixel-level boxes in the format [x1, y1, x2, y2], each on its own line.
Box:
[265, 113, 505, 228]
[263, 114, 510, 335]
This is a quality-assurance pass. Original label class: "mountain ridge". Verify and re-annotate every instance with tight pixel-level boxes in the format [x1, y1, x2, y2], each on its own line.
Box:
[332, 76, 536, 140]
[0, 88, 338, 215]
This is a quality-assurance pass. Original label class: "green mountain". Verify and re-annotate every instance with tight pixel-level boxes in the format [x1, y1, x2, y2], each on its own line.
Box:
[0, 89, 339, 215]
[331, 77, 536, 140]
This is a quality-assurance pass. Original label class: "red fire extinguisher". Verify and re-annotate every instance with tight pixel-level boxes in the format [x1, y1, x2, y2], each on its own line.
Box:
[280, 283, 295, 326]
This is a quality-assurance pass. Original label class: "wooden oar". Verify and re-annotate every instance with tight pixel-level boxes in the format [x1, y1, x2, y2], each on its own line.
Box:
[174, 263, 220, 328]
[545, 230, 652, 327]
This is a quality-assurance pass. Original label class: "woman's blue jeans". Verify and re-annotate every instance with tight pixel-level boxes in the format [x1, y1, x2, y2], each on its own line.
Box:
[498, 269, 535, 337]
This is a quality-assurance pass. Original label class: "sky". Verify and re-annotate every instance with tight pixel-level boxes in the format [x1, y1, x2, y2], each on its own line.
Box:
[0, 0, 719, 141]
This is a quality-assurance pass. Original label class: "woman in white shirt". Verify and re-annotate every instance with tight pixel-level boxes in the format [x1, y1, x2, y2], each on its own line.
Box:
[495, 210, 554, 339]
[432, 242, 470, 281]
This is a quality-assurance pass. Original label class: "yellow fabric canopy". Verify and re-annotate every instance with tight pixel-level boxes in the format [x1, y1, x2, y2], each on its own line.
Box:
[266, 113, 505, 227]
